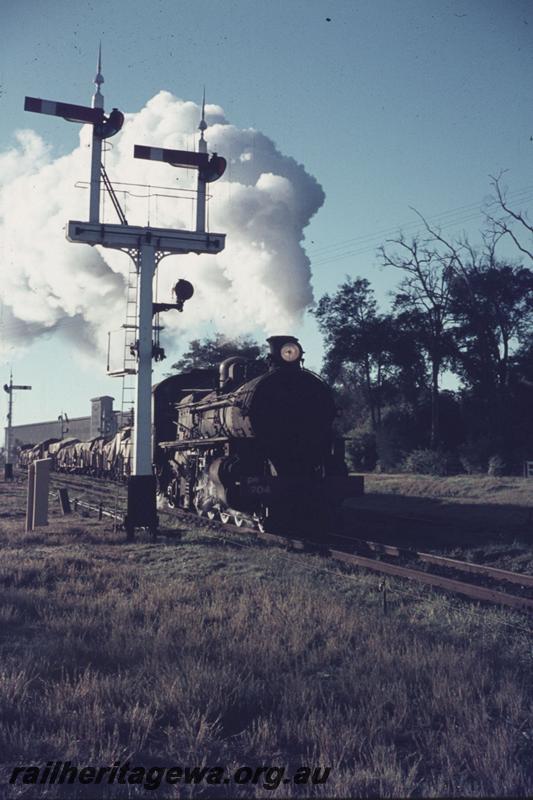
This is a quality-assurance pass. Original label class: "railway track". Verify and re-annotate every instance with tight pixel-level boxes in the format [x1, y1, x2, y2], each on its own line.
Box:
[50, 472, 123, 498]
[48, 472, 533, 615]
[332, 532, 533, 590]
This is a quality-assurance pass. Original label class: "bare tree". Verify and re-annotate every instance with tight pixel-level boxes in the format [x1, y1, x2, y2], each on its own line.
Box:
[485, 172, 533, 262]
[407, 211, 533, 392]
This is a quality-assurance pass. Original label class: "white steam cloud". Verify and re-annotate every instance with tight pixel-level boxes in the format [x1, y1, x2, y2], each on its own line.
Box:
[0, 91, 324, 360]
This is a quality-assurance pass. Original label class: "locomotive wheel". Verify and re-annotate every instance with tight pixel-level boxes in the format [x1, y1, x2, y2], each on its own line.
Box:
[207, 510, 217, 521]
[233, 513, 245, 527]
[220, 512, 231, 524]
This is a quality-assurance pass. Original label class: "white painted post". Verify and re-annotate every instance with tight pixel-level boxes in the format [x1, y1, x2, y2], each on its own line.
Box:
[196, 120, 207, 232]
[25, 458, 51, 530]
[89, 129, 102, 223]
[133, 240, 156, 476]
[196, 173, 206, 233]
[33, 458, 51, 527]
[25, 463, 35, 532]
[89, 45, 104, 224]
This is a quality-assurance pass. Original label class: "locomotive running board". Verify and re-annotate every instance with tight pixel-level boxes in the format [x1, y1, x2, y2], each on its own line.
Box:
[159, 437, 229, 449]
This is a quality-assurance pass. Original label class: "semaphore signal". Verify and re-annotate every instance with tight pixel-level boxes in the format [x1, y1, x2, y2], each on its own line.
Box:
[133, 146, 226, 181]
[23, 97, 103, 124]
[24, 45, 124, 224]
[24, 49, 226, 539]
[133, 88, 226, 232]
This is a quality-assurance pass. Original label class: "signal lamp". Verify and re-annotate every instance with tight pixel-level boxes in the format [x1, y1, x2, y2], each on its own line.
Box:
[174, 279, 194, 311]
[174, 280, 194, 303]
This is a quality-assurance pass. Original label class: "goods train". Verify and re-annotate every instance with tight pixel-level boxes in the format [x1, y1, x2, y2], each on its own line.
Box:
[19, 335, 363, 534]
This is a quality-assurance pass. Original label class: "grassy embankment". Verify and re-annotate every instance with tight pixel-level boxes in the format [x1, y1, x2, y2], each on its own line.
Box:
[347, 473, 533, 570]
[0, 478, 532, 798]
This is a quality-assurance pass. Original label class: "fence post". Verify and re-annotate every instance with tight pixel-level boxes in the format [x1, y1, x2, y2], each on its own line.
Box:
[378, 579, 388, 616]
[58, 488, 71, 515]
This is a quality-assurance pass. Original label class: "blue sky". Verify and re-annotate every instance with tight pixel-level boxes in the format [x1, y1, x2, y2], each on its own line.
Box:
[2, 0, 533, 426]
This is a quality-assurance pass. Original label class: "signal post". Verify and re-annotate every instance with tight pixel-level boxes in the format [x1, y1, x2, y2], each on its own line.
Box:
[3, 374, 32, 480]
[25, 54, 226, 537]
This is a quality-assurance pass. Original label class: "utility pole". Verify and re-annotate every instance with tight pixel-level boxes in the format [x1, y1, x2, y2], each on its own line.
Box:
[25, 56, 226, 537]
[3, 372, 32, 480]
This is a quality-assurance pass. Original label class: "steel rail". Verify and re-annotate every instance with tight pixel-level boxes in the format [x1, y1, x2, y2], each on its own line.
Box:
[331, 533, 533, 589]
[74, 498, 119, 520]
[329, 548, 533, 613]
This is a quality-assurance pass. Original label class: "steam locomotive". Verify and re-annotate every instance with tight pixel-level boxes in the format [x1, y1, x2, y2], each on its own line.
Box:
[19, 335, 363, 535]
[153, 335, 363, 533]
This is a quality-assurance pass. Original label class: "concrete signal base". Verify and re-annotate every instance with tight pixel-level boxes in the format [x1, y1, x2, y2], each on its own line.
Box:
[124, 475, 158, 541]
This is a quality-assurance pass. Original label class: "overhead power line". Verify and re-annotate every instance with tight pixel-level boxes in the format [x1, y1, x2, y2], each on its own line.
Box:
[306, 186, 533, 267]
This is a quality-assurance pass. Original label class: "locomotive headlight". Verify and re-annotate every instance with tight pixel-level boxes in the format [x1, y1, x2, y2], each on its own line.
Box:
[280, 342, 302, 363]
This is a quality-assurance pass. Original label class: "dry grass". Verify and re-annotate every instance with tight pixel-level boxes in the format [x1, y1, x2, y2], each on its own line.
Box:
[363, 473, 533, 505]
[0, 480, 533, 797]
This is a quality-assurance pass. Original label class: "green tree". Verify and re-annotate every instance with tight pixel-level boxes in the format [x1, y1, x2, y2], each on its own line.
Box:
[389, 211, 533, 468]
[170, 333, 265, 372]
[380, 235, 455, 447]
[449, 263, 533, 394]
[314, 278, 415, 431]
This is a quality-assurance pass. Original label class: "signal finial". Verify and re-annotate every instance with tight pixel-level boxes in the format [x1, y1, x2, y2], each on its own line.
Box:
[93, 42, 104, 109]
[199, 87, 207, 135]
[198, 87, 208, 156]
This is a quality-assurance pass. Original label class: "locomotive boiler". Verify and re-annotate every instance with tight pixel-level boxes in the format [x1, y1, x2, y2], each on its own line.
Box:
[154, 335, 363, 534]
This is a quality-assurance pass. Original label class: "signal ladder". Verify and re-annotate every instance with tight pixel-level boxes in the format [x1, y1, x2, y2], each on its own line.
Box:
[108, 257, 138, 523]
[118, 258, 138, 436]
[101, 163, 137, 437]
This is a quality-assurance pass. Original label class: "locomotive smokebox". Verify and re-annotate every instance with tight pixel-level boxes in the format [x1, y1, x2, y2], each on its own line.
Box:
[267, 335, 303, 367]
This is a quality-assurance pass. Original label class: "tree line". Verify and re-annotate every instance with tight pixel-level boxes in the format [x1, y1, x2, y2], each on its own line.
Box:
[172, 177, 533, 475]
